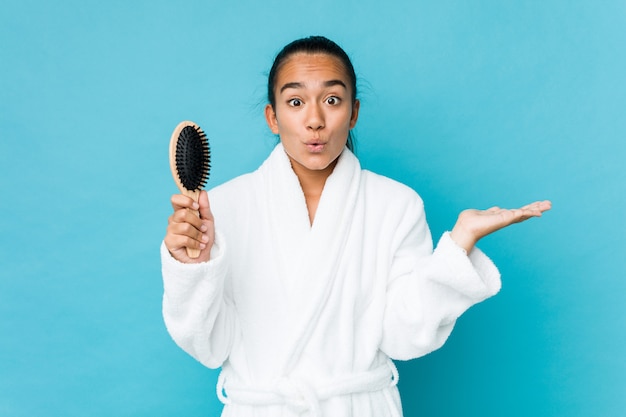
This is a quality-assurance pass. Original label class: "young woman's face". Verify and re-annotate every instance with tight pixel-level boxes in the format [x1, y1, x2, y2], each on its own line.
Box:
[265, 53, 360, 178]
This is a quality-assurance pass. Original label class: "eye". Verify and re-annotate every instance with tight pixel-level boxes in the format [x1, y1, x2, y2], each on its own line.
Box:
[325, 96, 341, 106]
[288, 98, 303, 107]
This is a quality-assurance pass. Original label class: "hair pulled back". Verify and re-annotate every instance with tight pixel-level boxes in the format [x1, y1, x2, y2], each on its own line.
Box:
[267, 36, 358, 151]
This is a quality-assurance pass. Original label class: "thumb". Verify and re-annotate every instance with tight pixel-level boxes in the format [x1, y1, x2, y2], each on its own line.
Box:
[198, 190, 214, 221]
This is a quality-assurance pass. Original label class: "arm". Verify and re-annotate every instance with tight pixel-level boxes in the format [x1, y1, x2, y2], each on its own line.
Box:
[161, 191, 237, 368]
[381, 198, 550, 360]
[380, 196, 501, 360]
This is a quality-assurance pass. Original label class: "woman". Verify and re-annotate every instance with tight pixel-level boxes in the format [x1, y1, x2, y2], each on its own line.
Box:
[162, 36, 551, 417]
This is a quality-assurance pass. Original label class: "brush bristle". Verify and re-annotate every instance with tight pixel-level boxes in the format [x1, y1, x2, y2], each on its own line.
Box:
[175, 125, 211, 191]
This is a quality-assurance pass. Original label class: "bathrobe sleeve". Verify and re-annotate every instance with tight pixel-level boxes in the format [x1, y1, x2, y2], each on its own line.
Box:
[380, 193, 501, 360]
[161, 231, 237, 368]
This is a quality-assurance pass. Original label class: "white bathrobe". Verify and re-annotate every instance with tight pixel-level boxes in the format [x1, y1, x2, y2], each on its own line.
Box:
[161, 144, 501, 417]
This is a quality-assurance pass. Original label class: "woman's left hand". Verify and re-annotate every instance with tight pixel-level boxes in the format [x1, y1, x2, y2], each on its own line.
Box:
[450, 200, 552, 253]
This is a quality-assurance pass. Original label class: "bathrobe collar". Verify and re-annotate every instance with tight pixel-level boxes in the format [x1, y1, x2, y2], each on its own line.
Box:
[258, 143, 362, 375]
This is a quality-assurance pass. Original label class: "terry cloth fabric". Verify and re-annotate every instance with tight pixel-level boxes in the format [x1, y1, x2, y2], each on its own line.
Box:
[162, 143, 501, 416]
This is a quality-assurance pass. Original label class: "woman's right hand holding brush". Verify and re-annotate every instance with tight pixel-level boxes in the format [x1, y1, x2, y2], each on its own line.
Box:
[165, 190, 215, 263]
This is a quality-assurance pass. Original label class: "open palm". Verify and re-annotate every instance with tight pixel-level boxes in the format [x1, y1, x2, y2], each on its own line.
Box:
[450, 200, 552, 252]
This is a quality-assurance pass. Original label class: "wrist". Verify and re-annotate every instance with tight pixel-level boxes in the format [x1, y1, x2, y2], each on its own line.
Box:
[450, 225, 477, 254]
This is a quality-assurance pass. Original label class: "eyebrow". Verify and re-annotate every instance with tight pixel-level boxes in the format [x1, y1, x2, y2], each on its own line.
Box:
[279, 79, 347, 93]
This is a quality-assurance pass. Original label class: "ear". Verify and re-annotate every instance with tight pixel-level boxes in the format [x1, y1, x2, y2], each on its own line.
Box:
[264, 104, 280, 134]
[349, 99, 360, 129]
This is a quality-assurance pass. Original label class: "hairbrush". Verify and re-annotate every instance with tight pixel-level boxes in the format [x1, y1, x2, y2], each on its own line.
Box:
[169, 120, 211, 258]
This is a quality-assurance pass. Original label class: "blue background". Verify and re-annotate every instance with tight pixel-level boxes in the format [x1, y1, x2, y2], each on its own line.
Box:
[1, 1, 624, 416]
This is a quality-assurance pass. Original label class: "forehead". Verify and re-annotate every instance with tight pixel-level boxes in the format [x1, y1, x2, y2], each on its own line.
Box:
[275, 53, 351, 89]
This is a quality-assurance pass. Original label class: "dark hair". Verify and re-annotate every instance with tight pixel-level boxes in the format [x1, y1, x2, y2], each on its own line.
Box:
[267, 36, 358, 152]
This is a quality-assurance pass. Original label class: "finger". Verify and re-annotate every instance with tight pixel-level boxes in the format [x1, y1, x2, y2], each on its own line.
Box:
[198, 190, 214, 221]
[170, 207, 205, 231]
[165, 232, 208, 254]
[538, 200, 552, 212]
[166, 222, 209, 250]
[507, 204, 540, 220]
[171, 194, 199, 211]
[521, 200, 552, 213]
[520, 201, 541, 211]
[170, 220, 207, 240]
[511, 206, 543, 223]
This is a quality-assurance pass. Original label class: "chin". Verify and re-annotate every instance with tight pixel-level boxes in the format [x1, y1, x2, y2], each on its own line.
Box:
[291, 154, 337, 173]
[311, 156, 341, 171]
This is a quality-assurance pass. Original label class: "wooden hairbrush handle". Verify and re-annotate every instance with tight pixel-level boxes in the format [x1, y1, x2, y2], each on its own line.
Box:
[181, 188, 201, 259]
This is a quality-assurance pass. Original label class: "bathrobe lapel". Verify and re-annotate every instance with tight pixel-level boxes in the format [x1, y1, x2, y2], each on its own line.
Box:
[260, 144, 362, 375]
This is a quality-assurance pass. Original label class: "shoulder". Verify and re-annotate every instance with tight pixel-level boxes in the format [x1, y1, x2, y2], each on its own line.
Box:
[208, 172, 256, 199]
[206, 171, 260, 220]
[360, 170, 431, 250]
[361, 170, 424, 209]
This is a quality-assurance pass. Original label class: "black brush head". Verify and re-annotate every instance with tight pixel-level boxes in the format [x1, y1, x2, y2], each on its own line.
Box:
[175, 125, 211, 191]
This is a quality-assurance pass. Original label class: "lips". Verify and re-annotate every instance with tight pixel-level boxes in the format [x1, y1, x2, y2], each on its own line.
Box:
[305, 141, 326, 153]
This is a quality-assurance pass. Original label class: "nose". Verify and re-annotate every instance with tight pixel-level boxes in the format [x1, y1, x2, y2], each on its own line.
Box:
[306, 103, 324, 131]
